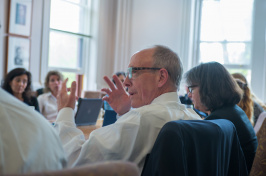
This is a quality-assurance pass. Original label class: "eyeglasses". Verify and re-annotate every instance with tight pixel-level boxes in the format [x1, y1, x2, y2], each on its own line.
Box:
[187, 85, 198, 93]
[126, 67, 161, 79]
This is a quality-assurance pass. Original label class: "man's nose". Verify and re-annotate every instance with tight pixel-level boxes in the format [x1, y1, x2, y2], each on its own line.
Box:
[123, 76, 131, 88]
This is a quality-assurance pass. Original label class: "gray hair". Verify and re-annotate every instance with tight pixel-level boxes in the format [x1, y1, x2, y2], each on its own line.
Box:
[152, 45, 183, 90]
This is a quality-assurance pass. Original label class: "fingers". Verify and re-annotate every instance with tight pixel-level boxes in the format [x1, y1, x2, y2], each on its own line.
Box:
[113, 75, 124, 90]
[103, 76, 116, 90]
[102, 95, 109, 102]
[61, 78, 68, 93]
[70, 81, 77, 97]
[101, 88, 111, 95]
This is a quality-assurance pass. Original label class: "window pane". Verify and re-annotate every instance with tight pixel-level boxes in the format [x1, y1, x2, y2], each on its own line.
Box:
[201, 1, 224, 41]
[226, 43, 251, 65]
[50, 0, 91, 35]
[199, 0, 254, 70]
[48, 31, 84, 69]
[199, 43, 224, 63]
[62, 72, 77, 88]
[220, 0, 253, 41]
[201, 0, 253, 42]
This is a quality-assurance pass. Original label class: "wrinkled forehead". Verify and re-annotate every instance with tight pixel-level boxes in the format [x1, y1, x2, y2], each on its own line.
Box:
[128, 48, 155, 67]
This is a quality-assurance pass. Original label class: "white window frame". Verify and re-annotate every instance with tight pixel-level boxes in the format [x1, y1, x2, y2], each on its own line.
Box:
[195, 0, 253, 71]
[40, 0, 92, 83]
[190, 0, 266, 102]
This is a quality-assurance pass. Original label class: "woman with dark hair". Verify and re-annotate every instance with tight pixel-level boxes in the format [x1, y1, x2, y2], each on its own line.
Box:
[185, 62, 257, 173]
[37, 70, 63, 122]
[2, 68, 39, 111]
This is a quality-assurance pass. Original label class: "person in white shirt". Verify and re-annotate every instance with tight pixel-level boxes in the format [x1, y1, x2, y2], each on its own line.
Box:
[38, 70, 63, 122]
[55, 45, 201, 170]
[0, 88, 67, 174]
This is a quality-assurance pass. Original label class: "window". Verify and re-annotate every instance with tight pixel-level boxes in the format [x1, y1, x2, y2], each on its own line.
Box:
[197, 0, 254, 82]
[42, 0, 92, 90]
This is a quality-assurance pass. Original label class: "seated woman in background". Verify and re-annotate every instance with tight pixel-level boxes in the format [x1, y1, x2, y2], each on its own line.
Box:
[38, 70, 63, 122]
[104, 71, 126, 110]
[1, 67, 39, 112]
[232, 73, 265, 125]
[235, 79, 254, 126]
[185, 62, 257, 173]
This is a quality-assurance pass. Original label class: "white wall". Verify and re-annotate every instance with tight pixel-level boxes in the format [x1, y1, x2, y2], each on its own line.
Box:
[130, 0, 185, 57]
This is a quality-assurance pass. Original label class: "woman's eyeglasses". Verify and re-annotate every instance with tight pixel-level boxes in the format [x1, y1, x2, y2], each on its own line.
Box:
[187, 85, 198, 93]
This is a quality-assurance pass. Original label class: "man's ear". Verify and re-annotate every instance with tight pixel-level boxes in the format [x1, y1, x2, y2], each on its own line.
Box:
[158, 68, 168, 88]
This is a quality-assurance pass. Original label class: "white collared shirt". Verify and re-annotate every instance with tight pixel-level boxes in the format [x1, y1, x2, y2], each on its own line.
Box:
[55, 92, 201, 170]
[38, 92, 58, 122]
[0, 89, 67, 174]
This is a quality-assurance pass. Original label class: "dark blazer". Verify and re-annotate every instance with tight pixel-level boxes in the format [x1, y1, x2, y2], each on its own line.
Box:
[205, 104, 258, 173]
[24, 96, 40, 112]
[141, 120, 248, 176]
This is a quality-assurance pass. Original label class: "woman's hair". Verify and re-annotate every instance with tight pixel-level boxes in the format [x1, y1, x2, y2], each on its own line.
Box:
[231, 73, 248, 84]
[235, 79, 254, 125]
[185, 62, 242, 112]
[1, 67, 32, 100]
[44, 70, 64, 93]
[232, 72, 266, 111]
[152, 45, 183, 90]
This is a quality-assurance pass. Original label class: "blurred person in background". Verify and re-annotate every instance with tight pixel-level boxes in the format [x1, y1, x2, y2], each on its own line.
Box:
[232, 73, 265, 125]
[38, 70, 63, 122]
[1, 67, 39, 112]
[104, 71, 126, 110]
[235, 79, 254, 126]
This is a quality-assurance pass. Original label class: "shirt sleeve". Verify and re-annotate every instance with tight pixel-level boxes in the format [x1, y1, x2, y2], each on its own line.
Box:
[55, 108, 142, 167]
[54, 108, 87, 167]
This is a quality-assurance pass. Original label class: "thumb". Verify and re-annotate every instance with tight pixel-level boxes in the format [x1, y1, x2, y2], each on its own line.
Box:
[68, 81, 77, 109]
[70, 81, 77, 96]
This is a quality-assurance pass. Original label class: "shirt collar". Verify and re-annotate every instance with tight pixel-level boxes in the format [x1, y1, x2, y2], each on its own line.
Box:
[151, 92, 180, 104]
[47, 92, 57, 99]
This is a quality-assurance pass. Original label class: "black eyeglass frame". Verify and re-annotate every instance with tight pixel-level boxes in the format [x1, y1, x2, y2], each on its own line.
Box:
[187, 85, 198, 93]
[126, 67, 161, 79]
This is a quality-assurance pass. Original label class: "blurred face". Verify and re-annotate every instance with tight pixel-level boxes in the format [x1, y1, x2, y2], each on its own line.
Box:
[118, 74, 126, 84]
[48, 75, 62, 95]
[123, 48, 161, 108]
[9, 74, 28, 95]
[187, 85, 207, 113]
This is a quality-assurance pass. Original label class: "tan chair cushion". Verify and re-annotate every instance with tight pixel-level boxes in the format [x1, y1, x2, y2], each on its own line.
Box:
[4, 161, 139, 176]
[82, 90, 106, 99]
